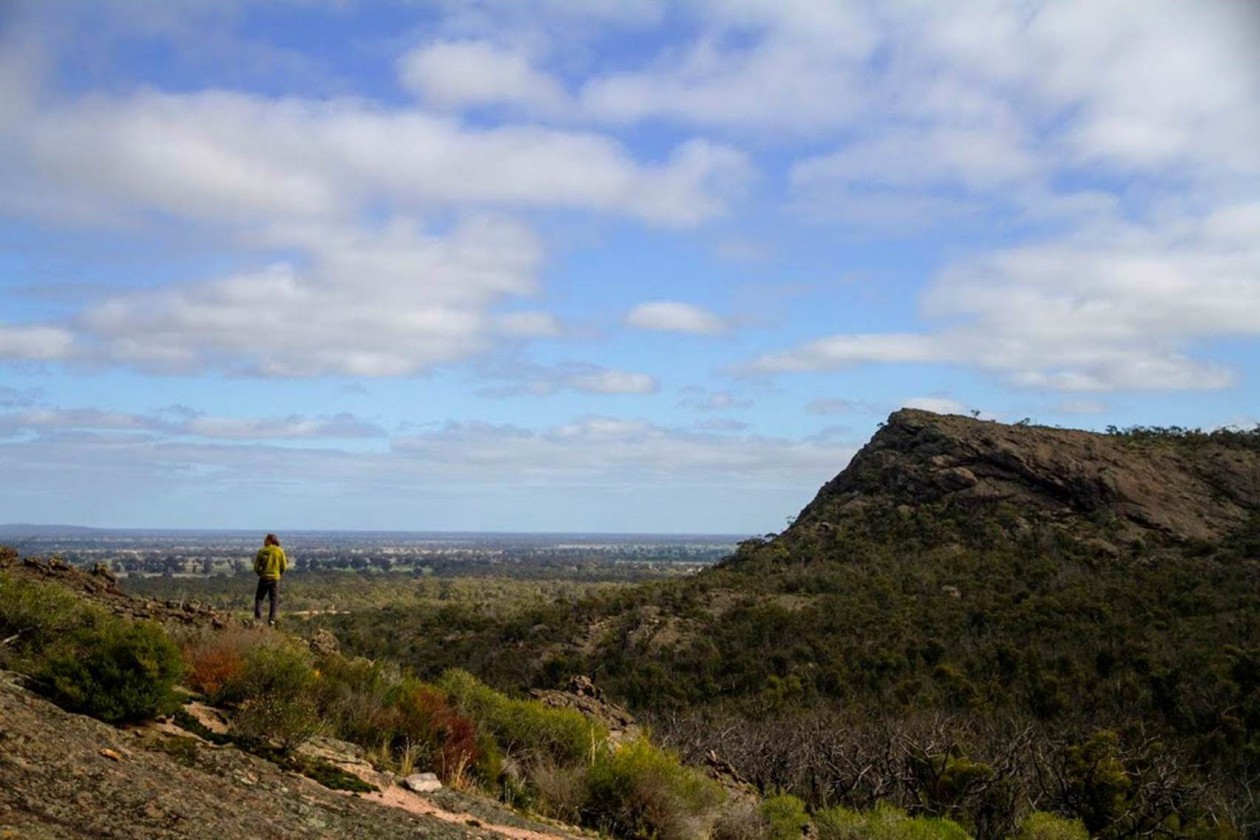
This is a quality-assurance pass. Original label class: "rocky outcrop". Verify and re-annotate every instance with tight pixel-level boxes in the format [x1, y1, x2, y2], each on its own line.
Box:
[790, 409, 1259, 549]
[0, 549, 236, 630]
[530, 676, 639, 744]
[0, 670, 471, 839]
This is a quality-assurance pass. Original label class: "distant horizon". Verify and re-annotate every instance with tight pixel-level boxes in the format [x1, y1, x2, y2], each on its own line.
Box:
[0, 523, 749, 540]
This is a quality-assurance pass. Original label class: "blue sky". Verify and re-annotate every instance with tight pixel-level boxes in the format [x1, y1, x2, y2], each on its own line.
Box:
[1, 0, 1257, 534]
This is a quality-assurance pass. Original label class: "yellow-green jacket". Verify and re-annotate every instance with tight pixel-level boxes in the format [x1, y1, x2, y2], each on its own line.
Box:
[254, 545, 288, 580]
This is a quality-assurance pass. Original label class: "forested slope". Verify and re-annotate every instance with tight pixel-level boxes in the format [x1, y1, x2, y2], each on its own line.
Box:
[320, 411, 1260, 838]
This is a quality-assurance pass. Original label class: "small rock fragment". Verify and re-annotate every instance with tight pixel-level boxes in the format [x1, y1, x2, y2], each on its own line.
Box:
[401, 772, 442, 793]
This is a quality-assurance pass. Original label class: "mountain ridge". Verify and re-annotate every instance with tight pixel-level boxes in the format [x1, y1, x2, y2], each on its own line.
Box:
[764, 408, 1259, 561]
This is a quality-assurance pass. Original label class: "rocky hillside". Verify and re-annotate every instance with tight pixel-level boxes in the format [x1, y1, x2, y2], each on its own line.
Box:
[0, 669, 565, 840]
[0, 555, 591, 840]
[775, 409, 1259, 557]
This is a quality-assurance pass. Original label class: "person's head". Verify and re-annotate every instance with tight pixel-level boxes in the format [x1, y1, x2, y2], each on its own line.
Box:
[264, 533, 280, 547]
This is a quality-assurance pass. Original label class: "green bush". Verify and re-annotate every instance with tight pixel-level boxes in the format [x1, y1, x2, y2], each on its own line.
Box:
[762, 794, 810, 840]
[1015, 812, 1089, 840]
[222, 637, 321, 751]
[438, 668, 603, 764]
[582, 736, 722, 840]
[311, 654, 397, 742]
[816, 804, 971, 840]
[0, 572, 87, 662]
[36, 615, 185, 723]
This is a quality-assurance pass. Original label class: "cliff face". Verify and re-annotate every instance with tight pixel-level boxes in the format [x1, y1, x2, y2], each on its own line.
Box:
[789, 409, 1259, 550]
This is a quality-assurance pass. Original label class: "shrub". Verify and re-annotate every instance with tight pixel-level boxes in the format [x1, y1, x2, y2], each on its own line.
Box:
[0, 572, 87, 662]
[1059, 731, 1131, 835]
[1015, 812, 1089, 840]
[582, 736, 722, 840]
[232, 690, 322, 752]
[815, 804, 971, 840]
[36, 615, 185, 723]
[311, 654, 399, 746]
[711, 799, 770, 840]
[223, 637, 321, 751]
[762, 794, 810, 840]
[390, 681, 479, 784]
[178, 625, 270, 702]
[438, 668, 603, 764]
[531, 758, 588, 823]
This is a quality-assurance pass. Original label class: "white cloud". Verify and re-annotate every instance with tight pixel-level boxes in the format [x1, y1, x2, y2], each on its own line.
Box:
[902, 397, 966, 416]
[0, 406, 858, 529]
[393, 416, 854, 482]
[577, 1, 876, 134]
[74, 216, 546, 376]
[398, 40, 569, 113]
[625, 300, 729, 334]
[0, 325, 76, 361]
[746, 202, 1260, 392]
[0, 406, 386, 441]
[10, 88, 749, 230]
[477, 361, 658, 397]
[495, 311, 563, 339]
[783, 1, 1260, 225]
[746, 334, 945, 373]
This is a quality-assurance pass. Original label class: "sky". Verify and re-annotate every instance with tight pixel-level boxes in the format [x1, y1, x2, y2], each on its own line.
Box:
[0, 0, 1258, 535]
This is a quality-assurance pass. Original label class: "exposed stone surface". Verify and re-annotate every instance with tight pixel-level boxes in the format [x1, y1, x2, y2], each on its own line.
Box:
[402, 772, 443, 793]
[0, 669, 589, 839]
[790, 409, 1260, 550]
[0, 670, 473, 839]
[530, 675, 639, 744]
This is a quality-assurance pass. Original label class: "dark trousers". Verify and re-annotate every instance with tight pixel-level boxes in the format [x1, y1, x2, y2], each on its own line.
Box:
[254, 578, 280, 623]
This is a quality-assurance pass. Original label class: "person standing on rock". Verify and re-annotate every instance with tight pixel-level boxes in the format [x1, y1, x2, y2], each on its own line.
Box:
[253, 533, 288, 626]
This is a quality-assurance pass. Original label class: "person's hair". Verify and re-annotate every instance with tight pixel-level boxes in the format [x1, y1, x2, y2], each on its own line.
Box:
[264, 533, 280, 547]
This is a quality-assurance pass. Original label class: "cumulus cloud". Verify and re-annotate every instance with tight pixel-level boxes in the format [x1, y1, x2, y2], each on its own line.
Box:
[786, 0, 1260, 221]
[746, 334, 945, 373]
[398, 40, 569, 113]
[13, 89, 749, 229]
[69, 216, 545, 377]
[746, 203, 1260, 391]
[624, 301, 729, 334]
[578, 1, 876, 134]
[478, 361, 658, 397]
[0, 325, 76, 361]
[0, 23, 757, 378]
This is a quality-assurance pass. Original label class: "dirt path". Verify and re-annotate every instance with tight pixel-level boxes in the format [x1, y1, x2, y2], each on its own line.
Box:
[359, 787, 577, 840]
